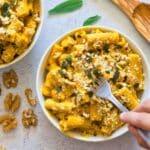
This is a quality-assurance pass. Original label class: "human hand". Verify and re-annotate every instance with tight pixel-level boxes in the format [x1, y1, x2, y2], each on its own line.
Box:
[120, 100, 150, 149]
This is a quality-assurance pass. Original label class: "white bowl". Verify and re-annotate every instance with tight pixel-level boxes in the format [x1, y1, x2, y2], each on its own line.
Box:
[0, 0, 44, 69]
[36, 26, 150, 142]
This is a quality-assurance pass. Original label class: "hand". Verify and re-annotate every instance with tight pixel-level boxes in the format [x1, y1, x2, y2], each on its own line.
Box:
[120, 100, 150, 149]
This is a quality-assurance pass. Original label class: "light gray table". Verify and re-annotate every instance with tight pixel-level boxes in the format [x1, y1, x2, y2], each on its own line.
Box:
[0, 0, 149, 150]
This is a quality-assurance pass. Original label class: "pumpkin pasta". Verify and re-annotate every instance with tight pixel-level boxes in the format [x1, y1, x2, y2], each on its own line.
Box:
[0, 0, 40, 64]
[42, 28, 144, 136]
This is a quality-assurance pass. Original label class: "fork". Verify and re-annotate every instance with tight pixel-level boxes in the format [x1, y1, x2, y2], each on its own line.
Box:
[94, 77, 150, 144]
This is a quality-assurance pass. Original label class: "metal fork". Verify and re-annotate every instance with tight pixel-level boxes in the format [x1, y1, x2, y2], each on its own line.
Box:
[94, 77, 150, 144]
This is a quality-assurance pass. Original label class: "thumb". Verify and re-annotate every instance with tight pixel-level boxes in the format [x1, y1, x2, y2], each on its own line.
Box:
[120, 112, 150, 130]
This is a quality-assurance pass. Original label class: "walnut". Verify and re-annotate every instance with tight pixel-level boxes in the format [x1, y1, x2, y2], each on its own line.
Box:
[4, 93, 21, 113]
[0, 114, 17, 132]
[22, 109, 38, 128]
[25, 88, 37, 107]
[2, 69, 18, 88]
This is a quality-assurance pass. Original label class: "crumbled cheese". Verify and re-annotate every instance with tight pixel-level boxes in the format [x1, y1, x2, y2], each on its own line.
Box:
[82, 112, 89, 118]
[0, 16, 10, 25]
[33, 14, 41, 23]
[0, 27, 6, 34]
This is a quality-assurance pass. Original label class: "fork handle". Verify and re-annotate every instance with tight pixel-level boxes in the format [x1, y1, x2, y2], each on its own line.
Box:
[108, 95, 150, 144]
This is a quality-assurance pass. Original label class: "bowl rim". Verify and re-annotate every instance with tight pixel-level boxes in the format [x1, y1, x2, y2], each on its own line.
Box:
[36, 26, 150, 142]
[0, 0, 44, 69]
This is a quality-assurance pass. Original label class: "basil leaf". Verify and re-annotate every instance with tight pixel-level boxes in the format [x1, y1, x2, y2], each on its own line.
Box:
[48, 0, 83, 15]
[1, 2, 11, 17]
[83, 15, 101, 26]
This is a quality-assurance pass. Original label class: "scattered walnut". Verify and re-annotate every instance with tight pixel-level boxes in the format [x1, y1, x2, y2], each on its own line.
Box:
[25, 88, 37, 107]
[0, 114, 17, 132]
[0, 114, 14, 123]
[22, 109, 38, 128]
[4, 93, 21, 113]
[2, 69, 18, 88]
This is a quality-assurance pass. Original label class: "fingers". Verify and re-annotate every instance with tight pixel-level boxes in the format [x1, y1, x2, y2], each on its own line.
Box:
[120, 112, 150, 130]
[128, 125, 150, 149]
[134, 100, 150, 113]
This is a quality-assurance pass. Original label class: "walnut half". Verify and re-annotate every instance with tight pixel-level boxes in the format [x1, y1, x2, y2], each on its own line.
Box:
[2, 69, 18, 88]
[22, 109, 38, 128]
[4, 93, 21, 113]
[0, 114, 17, 132]
[25, 88, 37, 107]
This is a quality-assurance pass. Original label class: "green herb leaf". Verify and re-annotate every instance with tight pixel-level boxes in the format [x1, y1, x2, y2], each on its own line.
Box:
[66, 55, 72, 63]
[105, 70, 110, 74]
[48, 0, 83, 15]
[61, 60, 69, 69]
[55, 86, 62, 92]
[1, 2, 11, 17]
[111, 69, 120, 83]
[61, 55, 72, 69]
[93, 69, 101, 78]
[83, 15, 101, 26]
[87, 91, 93, 97]
[103, 43, 109, 53]
[85, 69, 92, 79]
[116, 45, 122, 49]
[58, 69, 65, 77]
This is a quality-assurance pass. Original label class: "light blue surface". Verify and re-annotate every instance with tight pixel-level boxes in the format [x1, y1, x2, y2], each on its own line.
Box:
[0, 0, 149, 150]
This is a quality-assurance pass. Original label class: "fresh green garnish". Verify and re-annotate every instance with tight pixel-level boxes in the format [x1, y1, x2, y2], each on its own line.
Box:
[58, 69, 65, 78]
[103, 43, 109, 53]
[93, 69, 101, 78]
[116, 45, 122, 49]
[1, 2, 11, 17]
[48, 0, 83, 15]
[61, 55, 72, 69]
[111, 69, 120, 83]
[55, 86, 62, 92]
[85, 69, 92, 79]
[66, 55, 72, 63]
[105, 70, 110, 74]
[87, 91, 93, 97]
[83, 15, 101, 26]
[61, 60, 69, 69]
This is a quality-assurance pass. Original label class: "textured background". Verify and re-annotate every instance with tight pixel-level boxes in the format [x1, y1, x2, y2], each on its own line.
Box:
[0, 0, 149, 150]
